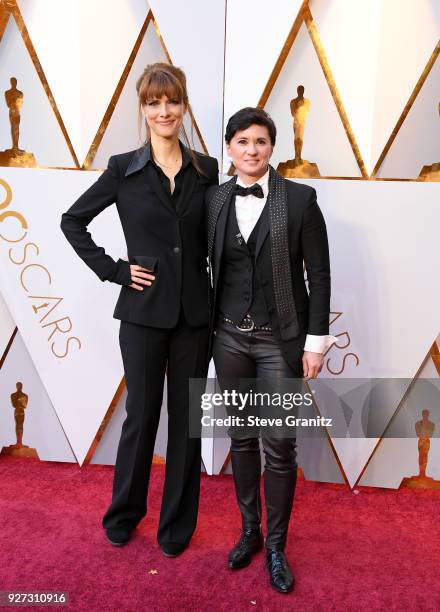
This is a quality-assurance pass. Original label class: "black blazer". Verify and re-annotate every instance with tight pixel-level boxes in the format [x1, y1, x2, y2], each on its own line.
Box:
[61, 144, 219, 328]
[206, 176, 331, 367]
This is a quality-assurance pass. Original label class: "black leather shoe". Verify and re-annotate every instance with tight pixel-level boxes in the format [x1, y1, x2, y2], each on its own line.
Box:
[266, 549, 294, 593]
[228, 528, 264, 569]
[105, 527, 131, 547]
[160, 542, 188, 558]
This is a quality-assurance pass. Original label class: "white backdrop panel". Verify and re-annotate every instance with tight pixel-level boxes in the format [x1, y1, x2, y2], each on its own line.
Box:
[371, 0, 440, 172]
[359, 353, 439, 488]
[302, 179, 440, 379]
[91, 384, 168, 466]
[377, 54, 440, 179]
[17, 0, 150, 164]
[310, 0, 382, 173]
[78, 0, 151, 165]
[297, 436, 345, 484]
[0, 17, 74, 167]
[300, 178, 440, 485]
[264, 22, 361, 177]
[0, 292, 15, 361]
[0, 167, 127, 464]
[223, 0, 304, 171]
[0, 330, 76, 462]
[148, 0, 226, 161]
[201, 360, 231, 475]
[92, 17, 167, 169]
[16, 0, 80, 161]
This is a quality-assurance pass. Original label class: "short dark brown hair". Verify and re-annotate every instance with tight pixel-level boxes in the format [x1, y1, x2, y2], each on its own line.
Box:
[225, 107, 276, 145]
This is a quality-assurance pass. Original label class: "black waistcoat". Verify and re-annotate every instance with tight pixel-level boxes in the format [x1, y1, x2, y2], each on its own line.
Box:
[217, 198, 269, 325]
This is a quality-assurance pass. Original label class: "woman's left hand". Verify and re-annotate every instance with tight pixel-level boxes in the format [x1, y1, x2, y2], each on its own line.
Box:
[302, 351, 323, 380]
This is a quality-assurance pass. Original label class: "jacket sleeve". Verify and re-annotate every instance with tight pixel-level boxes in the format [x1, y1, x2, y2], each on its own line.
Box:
[60, 156, 131, 286]
[301, 188, 331, 335]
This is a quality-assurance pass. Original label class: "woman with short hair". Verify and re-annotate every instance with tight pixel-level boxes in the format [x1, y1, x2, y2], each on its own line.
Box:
[206, 107, 335, 593]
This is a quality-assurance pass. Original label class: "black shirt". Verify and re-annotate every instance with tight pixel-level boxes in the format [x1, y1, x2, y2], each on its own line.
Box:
[149, 142, 193, 205]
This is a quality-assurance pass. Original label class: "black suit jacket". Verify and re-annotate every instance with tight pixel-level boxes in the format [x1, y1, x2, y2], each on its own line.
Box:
[206, 176, 331, 367]
[61, 144, 219, 328]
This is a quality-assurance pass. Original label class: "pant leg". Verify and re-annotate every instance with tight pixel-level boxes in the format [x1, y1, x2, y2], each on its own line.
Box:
[157, 313, 210, 546]
[252, 330, 302, 551]
[229, 437, 261, 530]
[262, 437, 297, 550]
[102, 321, 168, 531]
[213, 322, 261, 530]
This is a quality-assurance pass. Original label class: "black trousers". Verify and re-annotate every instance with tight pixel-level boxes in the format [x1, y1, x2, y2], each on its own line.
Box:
[212, 320, 302, 551]
[102, 310, 209, 546]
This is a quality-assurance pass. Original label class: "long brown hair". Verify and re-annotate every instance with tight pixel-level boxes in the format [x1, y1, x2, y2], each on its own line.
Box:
[136, 63, 205, 175]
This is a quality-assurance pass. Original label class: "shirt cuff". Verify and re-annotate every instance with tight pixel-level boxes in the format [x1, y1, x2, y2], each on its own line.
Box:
[304, 334, 338, 354]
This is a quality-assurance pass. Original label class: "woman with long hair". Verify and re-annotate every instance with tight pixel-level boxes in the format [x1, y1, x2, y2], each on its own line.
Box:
[61, 63, 218, 557]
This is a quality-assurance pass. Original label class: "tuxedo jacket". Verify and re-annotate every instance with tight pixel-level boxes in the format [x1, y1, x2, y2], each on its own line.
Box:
[61, 144, 219, 328]
[206, 174, 331, 367]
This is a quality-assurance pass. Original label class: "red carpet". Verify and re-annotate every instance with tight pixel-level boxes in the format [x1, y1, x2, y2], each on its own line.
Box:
[1, 456, 440, 611]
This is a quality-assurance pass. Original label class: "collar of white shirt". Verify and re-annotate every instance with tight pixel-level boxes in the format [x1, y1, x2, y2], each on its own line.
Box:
[236, 169, 270, 198]
[234, 169, 269, 240]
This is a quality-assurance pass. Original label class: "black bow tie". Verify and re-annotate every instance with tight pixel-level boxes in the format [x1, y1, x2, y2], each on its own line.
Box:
[233, 183, 264, 199]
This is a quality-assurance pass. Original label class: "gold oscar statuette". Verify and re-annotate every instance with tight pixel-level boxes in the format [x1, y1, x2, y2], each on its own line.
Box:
[277, 85, 320, 178]
[0, 0, 17, 10]
[418, 102, 440, 181]
[400, 409, 440, 489]
[0, 77, 37, 168]
[1, 382, 39, 458]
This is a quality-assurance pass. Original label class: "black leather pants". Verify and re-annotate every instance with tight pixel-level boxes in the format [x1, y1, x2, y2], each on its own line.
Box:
[212, 320, 301, 551]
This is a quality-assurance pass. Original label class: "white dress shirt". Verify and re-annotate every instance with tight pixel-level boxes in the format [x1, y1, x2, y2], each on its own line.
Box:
[234, 170, 337, 354]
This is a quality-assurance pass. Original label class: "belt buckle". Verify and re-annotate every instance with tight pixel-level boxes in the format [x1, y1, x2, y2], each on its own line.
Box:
[235, 316, 255, 332]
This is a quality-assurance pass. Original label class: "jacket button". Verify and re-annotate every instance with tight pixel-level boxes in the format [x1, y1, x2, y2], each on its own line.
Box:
[173, 246, 180, 254]
[261, 280, 268, 287]
[268, 307, 275, 314]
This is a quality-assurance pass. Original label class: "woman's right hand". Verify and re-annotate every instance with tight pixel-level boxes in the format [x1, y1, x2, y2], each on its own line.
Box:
[129, 264, 155, 291]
